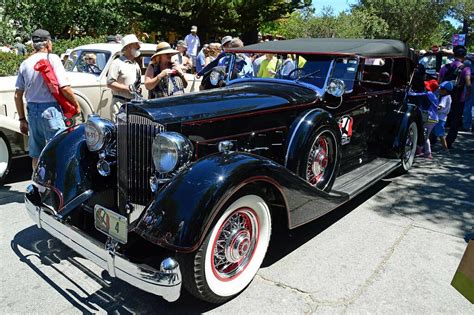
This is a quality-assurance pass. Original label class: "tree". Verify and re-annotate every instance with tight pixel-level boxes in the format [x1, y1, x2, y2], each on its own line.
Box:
[2, 0, 139, 39]
[351, 0, 452, 47]
[138, 0, 311, 43]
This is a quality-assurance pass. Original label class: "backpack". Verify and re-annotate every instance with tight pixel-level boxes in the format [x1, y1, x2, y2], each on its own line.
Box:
[441, 62, 465, 96]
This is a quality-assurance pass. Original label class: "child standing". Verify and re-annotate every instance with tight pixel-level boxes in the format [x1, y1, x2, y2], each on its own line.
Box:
[433, 81, 453, 151]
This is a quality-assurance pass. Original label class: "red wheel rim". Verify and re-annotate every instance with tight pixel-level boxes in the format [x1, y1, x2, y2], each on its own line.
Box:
[211, 207, 259, 281]
[306, 134, 330, 186]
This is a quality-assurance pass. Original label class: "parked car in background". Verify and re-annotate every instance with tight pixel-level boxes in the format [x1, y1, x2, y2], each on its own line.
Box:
[25, 38, 422, 303]
[0, 42, 201, 184]
[419, 50, 454, 77]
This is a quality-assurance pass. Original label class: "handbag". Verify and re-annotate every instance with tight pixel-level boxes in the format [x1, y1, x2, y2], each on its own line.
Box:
[451, 240, 474, 303]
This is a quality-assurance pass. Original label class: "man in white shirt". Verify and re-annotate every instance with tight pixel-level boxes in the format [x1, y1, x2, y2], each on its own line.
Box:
[14, 29, 80, 169]
[184, 25, 200, 73]
[107, 34, 142, 116]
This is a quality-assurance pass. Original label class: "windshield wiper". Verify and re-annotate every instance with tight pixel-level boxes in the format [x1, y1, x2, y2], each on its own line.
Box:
[296, 69, 321, 82]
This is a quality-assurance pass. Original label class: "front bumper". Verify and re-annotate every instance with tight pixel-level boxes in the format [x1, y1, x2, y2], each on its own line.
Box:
[24, 185, 181, 302]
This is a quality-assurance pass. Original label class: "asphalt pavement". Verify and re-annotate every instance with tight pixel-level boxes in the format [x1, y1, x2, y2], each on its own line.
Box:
[1, 133, 473, 314]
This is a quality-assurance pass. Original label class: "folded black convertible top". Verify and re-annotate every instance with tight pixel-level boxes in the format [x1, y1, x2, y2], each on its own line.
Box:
[227, 38, 414, 59]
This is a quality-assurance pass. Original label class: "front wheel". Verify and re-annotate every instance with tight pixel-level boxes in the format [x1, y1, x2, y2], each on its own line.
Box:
[0, 132, 12, 185]
[398, 121, 418, 173]
[181, 194, 272, 303]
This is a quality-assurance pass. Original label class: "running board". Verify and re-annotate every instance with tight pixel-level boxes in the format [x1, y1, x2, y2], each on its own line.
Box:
[331, 158, 400, 198]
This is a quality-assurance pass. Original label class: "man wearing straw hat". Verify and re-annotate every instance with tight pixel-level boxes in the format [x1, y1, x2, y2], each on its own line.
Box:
[145, 42, 187, 99]
[107, 34, 142, 113]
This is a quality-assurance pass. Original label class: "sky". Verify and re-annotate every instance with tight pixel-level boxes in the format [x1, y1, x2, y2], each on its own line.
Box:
[311, 0, 461, 27]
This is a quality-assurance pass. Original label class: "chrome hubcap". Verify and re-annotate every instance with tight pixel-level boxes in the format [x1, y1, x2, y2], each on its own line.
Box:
[307, 136, 329, 185]
[212, 208, 258, 280]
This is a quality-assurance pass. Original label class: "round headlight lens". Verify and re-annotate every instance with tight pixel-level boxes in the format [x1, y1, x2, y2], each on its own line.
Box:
[210, 70, 221, 86]
[153, 135, 178, 173]
[85, 122, 104, 151]
[85, 115, 114, 152]
[152, 132, 193, 173]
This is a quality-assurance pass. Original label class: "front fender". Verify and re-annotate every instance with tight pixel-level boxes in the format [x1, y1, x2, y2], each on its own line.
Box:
[134, 152, 347, 252]
[33, 125, 107, 209]
[284, 108, 340, 172]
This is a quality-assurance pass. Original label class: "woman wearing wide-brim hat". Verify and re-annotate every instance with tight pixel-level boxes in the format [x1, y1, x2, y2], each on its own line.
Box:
[145, 42, 188, 99]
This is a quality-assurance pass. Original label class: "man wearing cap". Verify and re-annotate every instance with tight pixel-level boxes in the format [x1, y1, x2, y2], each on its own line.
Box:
[221, 36, 232, 50]
[14, 29, 80, 169]
[438, 45, 472, 148]
[184, 26, 200, 73]
[107, 34, 142, 115]
[172, 40, 192, 72]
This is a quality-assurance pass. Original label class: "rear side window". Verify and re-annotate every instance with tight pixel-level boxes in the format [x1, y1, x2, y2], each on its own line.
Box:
[331, 58, 358, 92]
[361, 58, 393, 84]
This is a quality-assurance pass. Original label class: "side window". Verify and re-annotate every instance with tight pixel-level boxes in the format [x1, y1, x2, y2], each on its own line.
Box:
[331, 58, 358, 92]
[361, 58, 393, 84]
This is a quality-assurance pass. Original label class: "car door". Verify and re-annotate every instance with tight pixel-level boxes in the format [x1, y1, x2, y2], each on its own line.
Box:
[327, 57, 371, 171]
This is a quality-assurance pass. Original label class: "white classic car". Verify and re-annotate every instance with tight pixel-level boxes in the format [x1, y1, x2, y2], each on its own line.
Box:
[0, 43, 201, 184]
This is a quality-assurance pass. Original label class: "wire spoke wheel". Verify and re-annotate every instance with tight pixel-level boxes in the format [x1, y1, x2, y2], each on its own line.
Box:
[401, 122, 418, 171]
[304, 130, 337, 190]
[211, 208, 258, 280]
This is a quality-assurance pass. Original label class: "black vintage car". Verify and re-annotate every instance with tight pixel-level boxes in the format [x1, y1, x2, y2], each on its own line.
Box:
[25, 39, 422, 303]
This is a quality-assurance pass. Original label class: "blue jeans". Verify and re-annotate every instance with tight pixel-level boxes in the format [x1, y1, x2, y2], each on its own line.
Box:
[27, 102, 66, 158]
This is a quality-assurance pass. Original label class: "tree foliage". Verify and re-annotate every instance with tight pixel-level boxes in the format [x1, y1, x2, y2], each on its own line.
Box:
[262, 0, 472, 49]
[138, 0, 311, 43]
[2, 0, 139, 40]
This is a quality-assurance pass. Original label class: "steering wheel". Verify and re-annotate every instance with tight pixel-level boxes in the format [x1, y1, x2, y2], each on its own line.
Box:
[287, 67, 305, 79]
[85, 64, 101, 74]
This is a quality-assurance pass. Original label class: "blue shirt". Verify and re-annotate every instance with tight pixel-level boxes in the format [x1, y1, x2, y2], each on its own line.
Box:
[196, 50, 206, 73]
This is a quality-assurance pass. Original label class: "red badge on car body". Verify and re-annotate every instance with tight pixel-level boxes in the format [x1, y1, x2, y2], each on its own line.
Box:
[339, 116, 353, 145]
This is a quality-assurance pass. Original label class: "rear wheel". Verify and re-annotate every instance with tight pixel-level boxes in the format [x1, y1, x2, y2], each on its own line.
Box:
[298, 127, 339, 192]
[0, 132, 12, 185]
[181, 194, 272, 303]
[399, 121, 418, 173]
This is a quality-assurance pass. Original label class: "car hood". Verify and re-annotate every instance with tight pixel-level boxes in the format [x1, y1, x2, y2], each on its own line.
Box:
[127, 81, 319, 125]
[66, 71, 102, 87]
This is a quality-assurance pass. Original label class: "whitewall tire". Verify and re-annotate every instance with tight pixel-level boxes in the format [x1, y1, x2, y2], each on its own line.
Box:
[0, 132, 12, 185]
[182, 194, 272, 303]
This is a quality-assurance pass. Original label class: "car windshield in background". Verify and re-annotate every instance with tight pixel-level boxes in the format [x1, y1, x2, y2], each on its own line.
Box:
[419, 54, 453, 75]
[65, 50, 111, 75]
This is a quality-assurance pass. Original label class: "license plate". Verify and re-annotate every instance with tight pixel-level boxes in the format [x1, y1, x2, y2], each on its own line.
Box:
[94, 205, 128, 244]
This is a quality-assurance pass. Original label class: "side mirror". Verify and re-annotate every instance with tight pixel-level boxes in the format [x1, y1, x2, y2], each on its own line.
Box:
[326, 79, 345, 97]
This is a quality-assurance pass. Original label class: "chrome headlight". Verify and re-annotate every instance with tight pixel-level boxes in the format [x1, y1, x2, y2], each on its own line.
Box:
[85, 114, 115, 152]
[152, 132, 193, 173]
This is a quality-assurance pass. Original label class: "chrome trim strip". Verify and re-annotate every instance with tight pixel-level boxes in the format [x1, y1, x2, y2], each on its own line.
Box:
[25, 188, 181, 302]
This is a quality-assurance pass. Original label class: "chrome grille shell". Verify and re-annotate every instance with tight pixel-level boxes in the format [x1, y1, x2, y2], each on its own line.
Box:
[117, 112, 165, 216]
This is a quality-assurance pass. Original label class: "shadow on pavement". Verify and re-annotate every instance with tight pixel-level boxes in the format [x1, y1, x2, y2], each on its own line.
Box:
[10, 178, 390, 313]
[371, 132, 474, 242]
[8, 134, 473, 311]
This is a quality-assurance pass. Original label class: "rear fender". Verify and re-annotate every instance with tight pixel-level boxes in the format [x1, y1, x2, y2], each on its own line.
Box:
[284, 108, 341, 172]
[134, 152, 347, 252]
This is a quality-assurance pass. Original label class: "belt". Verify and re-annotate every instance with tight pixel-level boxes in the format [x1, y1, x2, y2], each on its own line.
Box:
[112, 95, 131, 102]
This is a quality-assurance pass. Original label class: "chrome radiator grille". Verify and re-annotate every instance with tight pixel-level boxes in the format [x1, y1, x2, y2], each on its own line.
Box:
[117, 113, 165, 214]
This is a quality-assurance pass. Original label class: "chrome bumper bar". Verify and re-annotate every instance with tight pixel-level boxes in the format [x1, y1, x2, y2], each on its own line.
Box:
[24, 185, 181, 302]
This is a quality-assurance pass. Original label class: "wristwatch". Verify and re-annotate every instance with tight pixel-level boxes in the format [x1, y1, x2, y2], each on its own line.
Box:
[19, 117, 26, 121]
